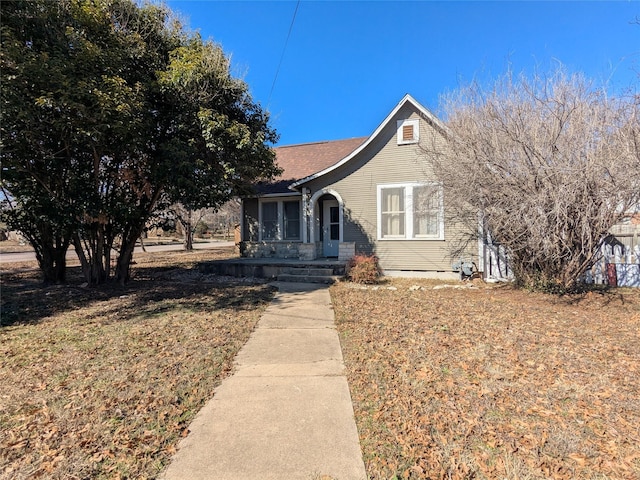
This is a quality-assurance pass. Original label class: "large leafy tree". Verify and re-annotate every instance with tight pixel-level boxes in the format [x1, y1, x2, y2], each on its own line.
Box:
[1, 0, 278, 285]
[424, 69, 640, 292]
[1, 0, 90, 283]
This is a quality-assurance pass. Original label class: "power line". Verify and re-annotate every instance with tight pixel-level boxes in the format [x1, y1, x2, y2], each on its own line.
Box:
[268, 0, 300, 106]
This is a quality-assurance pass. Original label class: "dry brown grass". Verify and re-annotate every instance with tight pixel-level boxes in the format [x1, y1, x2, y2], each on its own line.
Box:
[331, 279, 640, 480]
[1, 247, 275, 479]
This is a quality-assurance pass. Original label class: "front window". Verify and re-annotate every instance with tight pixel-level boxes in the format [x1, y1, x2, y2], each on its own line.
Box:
[378, 183, 443, 240]
[413, 185, 440, 237]
[283, 201, 300, 240]
[381, 187, 405, 237]
[261, 202, 278, 240]
[259, 199, 302, 241]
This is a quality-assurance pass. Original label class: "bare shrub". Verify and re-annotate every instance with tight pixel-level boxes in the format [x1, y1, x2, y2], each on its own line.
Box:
[346, 254, 381, 284]
[424, 68, 640, 292]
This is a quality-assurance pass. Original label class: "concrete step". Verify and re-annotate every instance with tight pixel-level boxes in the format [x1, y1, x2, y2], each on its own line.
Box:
[276, 273, 341, 284]
[199, 259, 347, 279]
[280, 267, 336, 276]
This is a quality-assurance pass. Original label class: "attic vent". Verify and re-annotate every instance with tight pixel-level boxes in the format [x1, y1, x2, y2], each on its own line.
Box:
[402, 124, 414, 141]
[397, 119, 419, 145]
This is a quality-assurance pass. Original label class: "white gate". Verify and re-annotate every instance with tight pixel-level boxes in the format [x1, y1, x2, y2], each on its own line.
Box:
[482, 232, 512, 282]
[587, 240, 640, 288]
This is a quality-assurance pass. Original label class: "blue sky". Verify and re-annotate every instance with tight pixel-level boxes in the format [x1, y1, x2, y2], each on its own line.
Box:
[165, 1, 639, 146]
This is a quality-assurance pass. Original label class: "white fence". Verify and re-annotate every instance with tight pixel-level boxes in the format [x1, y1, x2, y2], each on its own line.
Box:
[482, 237, 640, 288]
[482, 238, 513, 282]
[586, 242, 640, 288]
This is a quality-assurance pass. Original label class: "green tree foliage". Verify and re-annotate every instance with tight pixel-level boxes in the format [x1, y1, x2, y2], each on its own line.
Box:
[1, 0, 279, 284]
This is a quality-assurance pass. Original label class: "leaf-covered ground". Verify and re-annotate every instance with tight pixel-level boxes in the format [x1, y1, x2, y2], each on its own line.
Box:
[331, 280, 640, 480]
[1, 248, 275, 479]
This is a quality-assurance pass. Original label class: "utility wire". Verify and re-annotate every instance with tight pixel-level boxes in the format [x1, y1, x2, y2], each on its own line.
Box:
[268, 0, 300, 106]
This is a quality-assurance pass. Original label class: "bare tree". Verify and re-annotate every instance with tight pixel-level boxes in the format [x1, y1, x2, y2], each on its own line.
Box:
[424, 69, 640, 292]
[168, 203, 209, 250]
[201, 199, 241, 239]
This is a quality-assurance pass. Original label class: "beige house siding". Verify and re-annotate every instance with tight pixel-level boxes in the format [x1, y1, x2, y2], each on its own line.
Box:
[305, 104, 475, 271]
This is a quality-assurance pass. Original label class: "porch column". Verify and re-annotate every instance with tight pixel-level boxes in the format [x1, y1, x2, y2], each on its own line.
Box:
[302, 187, 309, 243]
[309, 194, 316, 246]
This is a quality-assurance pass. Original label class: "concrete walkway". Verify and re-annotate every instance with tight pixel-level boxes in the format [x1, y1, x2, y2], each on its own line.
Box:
[161, 282, 367, 480]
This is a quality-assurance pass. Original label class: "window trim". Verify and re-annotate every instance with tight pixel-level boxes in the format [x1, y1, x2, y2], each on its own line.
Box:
[397, 119, 419, 145]
[377, 182, 444, 241]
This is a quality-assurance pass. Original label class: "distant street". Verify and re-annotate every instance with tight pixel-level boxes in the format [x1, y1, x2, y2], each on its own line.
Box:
[0, 240, 235, 264]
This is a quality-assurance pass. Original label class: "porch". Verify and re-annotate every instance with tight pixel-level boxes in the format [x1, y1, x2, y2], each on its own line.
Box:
[198, 256, 347, 282]
[238, 239, 356, 263]
[242, 190, 352, 261]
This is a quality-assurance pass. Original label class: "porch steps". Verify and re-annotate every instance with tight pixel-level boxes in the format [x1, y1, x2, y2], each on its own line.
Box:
[277, 267, 341, 284]
[198, 259, 346, 281]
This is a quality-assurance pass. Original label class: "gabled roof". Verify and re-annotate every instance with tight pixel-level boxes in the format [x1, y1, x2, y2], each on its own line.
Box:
[255, 137, 367, 195]
[254, 94, 444, 196]
[290, 94, 445, 189]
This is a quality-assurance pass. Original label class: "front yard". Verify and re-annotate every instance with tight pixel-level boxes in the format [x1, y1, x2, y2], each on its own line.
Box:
[3, 249, 639, 480]
[1, 248, 275, 479]
[331, 280, 640, 479]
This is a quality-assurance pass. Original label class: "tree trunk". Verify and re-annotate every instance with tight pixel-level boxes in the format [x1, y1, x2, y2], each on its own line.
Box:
[115, 226, 144, 285]
[183, 209, 193, 250]
[114, 190, 164, 285]
[35, 244, 68, 284]
[73, 227, 108, 286]
[29, 229, 69, 284]
[114, 242, 134, 286]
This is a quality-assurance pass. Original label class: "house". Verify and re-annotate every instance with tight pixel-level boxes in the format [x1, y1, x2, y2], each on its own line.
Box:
[239, 94, 479, 278]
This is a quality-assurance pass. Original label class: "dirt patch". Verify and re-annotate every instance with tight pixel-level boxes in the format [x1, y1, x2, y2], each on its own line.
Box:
[1, 247, 275, 479]
[331, 279, 640, 479]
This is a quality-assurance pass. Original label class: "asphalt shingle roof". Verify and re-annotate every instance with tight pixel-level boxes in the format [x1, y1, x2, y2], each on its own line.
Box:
[255, 137, 367, 195]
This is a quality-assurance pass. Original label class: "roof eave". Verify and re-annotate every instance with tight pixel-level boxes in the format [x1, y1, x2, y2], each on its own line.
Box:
[244, 190, 303, 198]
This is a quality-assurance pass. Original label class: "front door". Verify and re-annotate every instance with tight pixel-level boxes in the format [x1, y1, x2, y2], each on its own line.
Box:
[322, 200, 339, 257]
